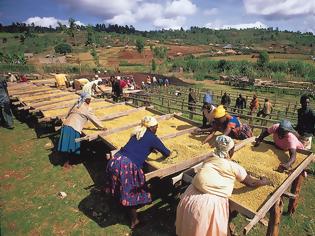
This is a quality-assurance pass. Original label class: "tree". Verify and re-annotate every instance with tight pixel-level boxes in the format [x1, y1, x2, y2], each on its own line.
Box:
[90, 48, 99, 66]
[86, 26, 96, 46]
[257, 51, 269, 67]
[151, 59, 156, 72]
[67, 18, 77, 46]
[135, 38, 144, 54]
[54, 43, 72, 54]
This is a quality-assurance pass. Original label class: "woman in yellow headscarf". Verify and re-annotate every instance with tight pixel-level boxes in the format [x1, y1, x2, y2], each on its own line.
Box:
[203, 105, 252, 144]
[105, 116, 170, 229]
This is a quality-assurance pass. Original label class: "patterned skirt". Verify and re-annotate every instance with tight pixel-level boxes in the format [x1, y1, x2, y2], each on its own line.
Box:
[105, 154, 152, 207]
[57, 125, 81, 155]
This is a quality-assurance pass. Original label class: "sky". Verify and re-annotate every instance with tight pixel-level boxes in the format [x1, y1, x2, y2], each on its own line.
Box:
[0, 0, 315, 33]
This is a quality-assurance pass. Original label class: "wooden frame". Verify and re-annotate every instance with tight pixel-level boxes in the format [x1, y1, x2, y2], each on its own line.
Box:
[171, 138, 314, 236]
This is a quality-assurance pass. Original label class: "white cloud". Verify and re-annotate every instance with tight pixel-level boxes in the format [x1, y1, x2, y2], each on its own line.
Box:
[24, 17, 68, 28]
[135, 3, 163, 21]
[165, 0, 197, 17]
[206, 21, 267, 30]
[106, 11, 136, 25]
[24, 17, 85, 28]
[243, 0, 315, 19]
[59, 0, 197, 29]
[154, 16, 186, 30]
[203, 8, 218, 16]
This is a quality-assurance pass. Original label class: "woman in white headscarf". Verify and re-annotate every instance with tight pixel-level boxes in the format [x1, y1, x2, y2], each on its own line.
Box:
[176, 135, 271, 236]
[58, 92, 105, 164]
[106, 116, 170, 229]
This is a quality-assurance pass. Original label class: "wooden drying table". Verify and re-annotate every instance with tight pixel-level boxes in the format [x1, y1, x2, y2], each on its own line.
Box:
[172, 139, 314, 236]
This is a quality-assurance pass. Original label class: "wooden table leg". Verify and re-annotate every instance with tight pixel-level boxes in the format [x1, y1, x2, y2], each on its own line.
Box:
[288, 172, 305, 215]
[266, 198, 283, 236]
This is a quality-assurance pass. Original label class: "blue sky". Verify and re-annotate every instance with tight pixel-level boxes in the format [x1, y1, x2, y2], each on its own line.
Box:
[1, 0, 314, 33]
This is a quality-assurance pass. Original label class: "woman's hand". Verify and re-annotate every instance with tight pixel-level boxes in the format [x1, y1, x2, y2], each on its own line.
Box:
[277, 162, 291, 172]
[259, 176, 272, 186]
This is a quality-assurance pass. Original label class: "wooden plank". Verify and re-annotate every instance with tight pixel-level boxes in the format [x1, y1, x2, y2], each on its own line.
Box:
[145, 151, 214, 181]
[243, 153, 315, 235]
[78, 113, 179, 142]
[17, 89, 63, 99]
[98, 106, 151, 121]
[10, 87, 53, 96]
[20, 92, 73, 104]
[159, 127, 199, 140]
[30, 96, 79, 108]
[145, 135, 256, 181]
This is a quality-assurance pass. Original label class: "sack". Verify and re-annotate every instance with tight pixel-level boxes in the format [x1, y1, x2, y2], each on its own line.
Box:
[203, 93, 212, 104]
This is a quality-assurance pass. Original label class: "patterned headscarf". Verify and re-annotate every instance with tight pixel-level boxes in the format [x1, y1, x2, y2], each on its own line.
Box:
[213, 135, 235, 158]
[77, 92, 91, 108]
[131, 116, 158, 140]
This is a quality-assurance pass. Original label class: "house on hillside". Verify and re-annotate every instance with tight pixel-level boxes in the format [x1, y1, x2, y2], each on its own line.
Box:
[225, 49, 237, 55]
[223, 44, 233, 49]
[216, 50, 224, 55]
[24, 53, 33, 59]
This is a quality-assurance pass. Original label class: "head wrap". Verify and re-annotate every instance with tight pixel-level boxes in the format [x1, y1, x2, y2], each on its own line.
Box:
[95, 74, 99, 78]
[279, 119, 295, 133]
[131, 116, 158, 140]
[213, 105, 226, 119]
[77, 92, 91, 108]
[213, 135, 235, 158]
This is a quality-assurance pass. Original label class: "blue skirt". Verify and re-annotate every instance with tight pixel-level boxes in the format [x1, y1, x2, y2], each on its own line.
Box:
[105, 154, 152, 207]
[58, 125, 81, 155]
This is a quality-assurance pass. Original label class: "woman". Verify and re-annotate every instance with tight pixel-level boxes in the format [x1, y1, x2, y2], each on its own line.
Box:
[106, 116, 170, 229]
[58, 93, 105, 163]
[176, 135, 271, 236]
[255, 119, 304, 171]
[203, 105, 252, 144]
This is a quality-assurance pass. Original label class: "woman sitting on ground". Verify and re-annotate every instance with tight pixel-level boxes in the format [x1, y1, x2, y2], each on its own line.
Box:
[176, 135, 271, 236]
[105, 116, 170, 229]
[203, 105, 252, 144]
[58, 92, 105, 166]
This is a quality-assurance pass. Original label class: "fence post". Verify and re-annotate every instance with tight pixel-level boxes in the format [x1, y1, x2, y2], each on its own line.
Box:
[168, 99, 171, 113]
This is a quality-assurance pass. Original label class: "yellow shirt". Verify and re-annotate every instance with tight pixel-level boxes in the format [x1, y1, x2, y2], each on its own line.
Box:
[55, 74, 67, 87]
[192, 157, 247, 198]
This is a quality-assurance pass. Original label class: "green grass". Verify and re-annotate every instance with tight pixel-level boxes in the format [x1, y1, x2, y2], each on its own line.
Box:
[1, 118, 314, 235]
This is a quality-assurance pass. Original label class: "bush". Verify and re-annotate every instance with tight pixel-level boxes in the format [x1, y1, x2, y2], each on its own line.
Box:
[271, 72, 287, 82]
[54, 43, 72, 54]
[257, 51, 269, 67]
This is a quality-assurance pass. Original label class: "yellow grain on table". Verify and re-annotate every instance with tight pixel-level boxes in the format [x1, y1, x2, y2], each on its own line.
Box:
[42, 108, 69, 118]
[90, 101, 112, 108]
[102, 117, 194, 148]
[12, 87, 52, 95]
[83, 110, 156, 136]
[20, 91, 67, 102]
[42, 101, 119, 118]
[230, 142, 307, 212]
[93, 104, 133, 117]
[29, 94, 78, 105]
[38, 99, 77, 110]
[147, 133, 212, 169]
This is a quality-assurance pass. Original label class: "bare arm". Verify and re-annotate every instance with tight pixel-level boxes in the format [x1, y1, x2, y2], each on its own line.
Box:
[254, 129, 270, 147]
[242, 175, 271, 188]
[278, 148, 296, 171]
[202, 128, 217, 144]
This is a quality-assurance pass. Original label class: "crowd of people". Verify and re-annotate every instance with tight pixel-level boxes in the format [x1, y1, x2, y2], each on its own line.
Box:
[2, 72, 314, 235]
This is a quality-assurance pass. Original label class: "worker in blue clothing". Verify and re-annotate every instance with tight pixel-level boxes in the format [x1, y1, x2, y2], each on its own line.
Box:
[105, 116, 170, 229]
